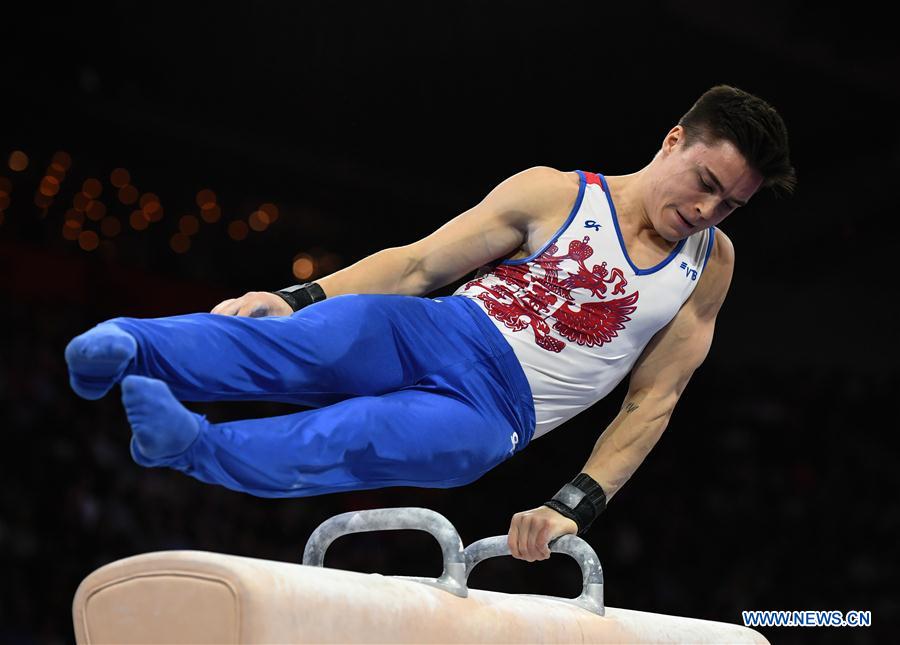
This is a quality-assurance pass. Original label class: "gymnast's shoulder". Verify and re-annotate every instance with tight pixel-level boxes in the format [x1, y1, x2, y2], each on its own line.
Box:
[691, 227, 735, 317]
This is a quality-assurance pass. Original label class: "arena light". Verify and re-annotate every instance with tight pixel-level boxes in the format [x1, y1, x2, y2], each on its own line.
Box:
[227, 220, 248, 241]
[139, 192, 159, 208]
[82, 178, 103, 199]
[130, 210, 149, 231]
[65, 209, 85, 226]
[259, 202, 279, 223]
[101, 216, 121, 238]
[86, 200, 107, 221]
[46, 163, 66, 181]
[51, 151, 72, 170]
[118, 185, 139, 205]
[110, 168, 130, 188]
[34, 192, 53, 209]
[8, 150, 28, 172]
[73, 192, 90, 212]
[200, 203, 221, 223]
[196, 189, 216, 208]
[39, 176, 60, 196]
[292, 253, 315, 280]
[143, 201, 163, 222]
[248, 210, 269, 232]
[170, 232, 191, 254]
[78, 230, 100, 251]
[62, 221, 81, 240]
[178, 215, 200, 236]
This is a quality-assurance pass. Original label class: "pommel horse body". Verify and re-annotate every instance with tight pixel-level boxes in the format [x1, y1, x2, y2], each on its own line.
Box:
[73, 508, 768, 643]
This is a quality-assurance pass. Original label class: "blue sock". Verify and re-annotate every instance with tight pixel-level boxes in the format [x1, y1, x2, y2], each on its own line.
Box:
[121, 375, 200, 461]
[65, 324, 137, 400]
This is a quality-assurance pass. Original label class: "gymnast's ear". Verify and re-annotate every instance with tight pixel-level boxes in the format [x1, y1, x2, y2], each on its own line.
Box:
[661, 125, 687, 157]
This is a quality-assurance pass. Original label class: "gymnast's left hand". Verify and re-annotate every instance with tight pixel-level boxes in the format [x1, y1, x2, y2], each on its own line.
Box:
[210, 291, 293, 317]
[507, 506, 578, 562]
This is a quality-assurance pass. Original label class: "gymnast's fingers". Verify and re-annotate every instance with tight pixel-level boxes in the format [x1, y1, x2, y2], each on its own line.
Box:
[522, 516, 550, 561]
[236, 301, 270, 317]
[534, 522, 552, 560]
[517, 514, 536, 562]
[211, 298, 237, 315]
[508, 514, 522, 559]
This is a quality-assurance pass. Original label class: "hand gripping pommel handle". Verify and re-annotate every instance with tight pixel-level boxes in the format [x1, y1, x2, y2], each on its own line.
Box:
[463, 534, 605, 616]
[301, 507, 468, 598]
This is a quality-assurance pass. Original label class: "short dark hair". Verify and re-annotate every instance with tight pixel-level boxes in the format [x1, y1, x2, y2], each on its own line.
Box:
[678, 85, 797, 197]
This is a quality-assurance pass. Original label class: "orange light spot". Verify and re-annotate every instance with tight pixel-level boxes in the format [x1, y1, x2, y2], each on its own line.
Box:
[248, 210, 270, 232]
[200, 203, 221, 223]
[86, 200, 107, 220]
[62, 223, 80, 240]
[82, 178, 103, 199]
[139, 192, 159, 208]
[40, 176, 61, 197]
[118, 184, 138, 205]
[143, 201, 163, 222]
[227, 220, 248, 241]
[196, 189, 216, 208]
[65, 209, 85, 225]
[259, 202, 279, 223]
[170, 232, 191, 254]
[110, 168, 130, 188]
[0, 193, 9, 210]
[46, 164, 66, 180]
[130, 210, 150, 230]
[78, 230, 100, 251]
[34, 192, 53, 208]
[8, 151, 28, 172]
[179, 215, 200, 236]
[320, 252, 342, 274]
[51, 151, 72, 170]
[73, 192, 90, 212]
[101, 216, 122, 237]
[0, 177, 11, 193]
[292, 254, 315, 280]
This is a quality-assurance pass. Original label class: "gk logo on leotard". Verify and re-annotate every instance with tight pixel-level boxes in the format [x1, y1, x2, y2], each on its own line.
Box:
[584, 220, 601, 231]
[679, 261, 698, 281]
[509, 432, 519, 454]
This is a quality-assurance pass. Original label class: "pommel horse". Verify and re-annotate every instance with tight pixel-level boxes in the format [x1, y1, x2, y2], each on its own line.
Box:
[73, 507, 768, 643]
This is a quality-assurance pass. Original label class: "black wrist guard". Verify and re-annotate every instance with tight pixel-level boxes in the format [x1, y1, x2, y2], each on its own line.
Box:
[543, 473, 608, 536]
[272, 282, 327, 312]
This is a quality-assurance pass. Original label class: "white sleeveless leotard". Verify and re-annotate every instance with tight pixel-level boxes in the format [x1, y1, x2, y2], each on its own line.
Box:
[453, 170, 715, 439]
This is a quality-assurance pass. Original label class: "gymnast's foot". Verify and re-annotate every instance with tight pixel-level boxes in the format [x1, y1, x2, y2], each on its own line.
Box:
[65, 324, 137, 400]
[122, 375, 200, 461]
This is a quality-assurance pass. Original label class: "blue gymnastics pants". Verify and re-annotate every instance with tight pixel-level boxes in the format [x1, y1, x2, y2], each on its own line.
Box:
[105, 295, 535, 498]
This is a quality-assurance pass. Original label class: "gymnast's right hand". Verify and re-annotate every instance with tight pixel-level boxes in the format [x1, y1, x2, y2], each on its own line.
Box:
[210, 291, 293, 317]
[507, 505, 579, 562]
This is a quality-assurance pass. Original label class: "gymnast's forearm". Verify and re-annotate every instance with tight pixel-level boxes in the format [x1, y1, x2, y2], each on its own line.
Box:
[580, 394, 674, 502]
[315, 245, 429, 297]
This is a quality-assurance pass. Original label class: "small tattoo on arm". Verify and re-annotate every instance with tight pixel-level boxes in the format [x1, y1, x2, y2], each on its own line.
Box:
[623, 401, 640, 414]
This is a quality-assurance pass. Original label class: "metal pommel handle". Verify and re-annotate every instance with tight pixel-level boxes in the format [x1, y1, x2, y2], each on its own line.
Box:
[302, 507, 468, 597]
[463, 534, 605, 616]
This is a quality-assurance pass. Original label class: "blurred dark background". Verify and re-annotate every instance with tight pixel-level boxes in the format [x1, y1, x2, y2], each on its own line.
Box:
[2, 2, 897, 643]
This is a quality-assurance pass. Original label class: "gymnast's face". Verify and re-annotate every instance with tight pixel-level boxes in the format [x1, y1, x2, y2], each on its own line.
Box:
[648, 125, 763, 242]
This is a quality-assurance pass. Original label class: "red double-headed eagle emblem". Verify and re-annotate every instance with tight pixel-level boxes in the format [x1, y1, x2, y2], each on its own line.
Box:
[465, 236, 638, 353]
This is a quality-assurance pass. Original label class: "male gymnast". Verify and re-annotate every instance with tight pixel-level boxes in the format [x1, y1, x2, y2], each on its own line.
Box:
[65, 85, 795, 562]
